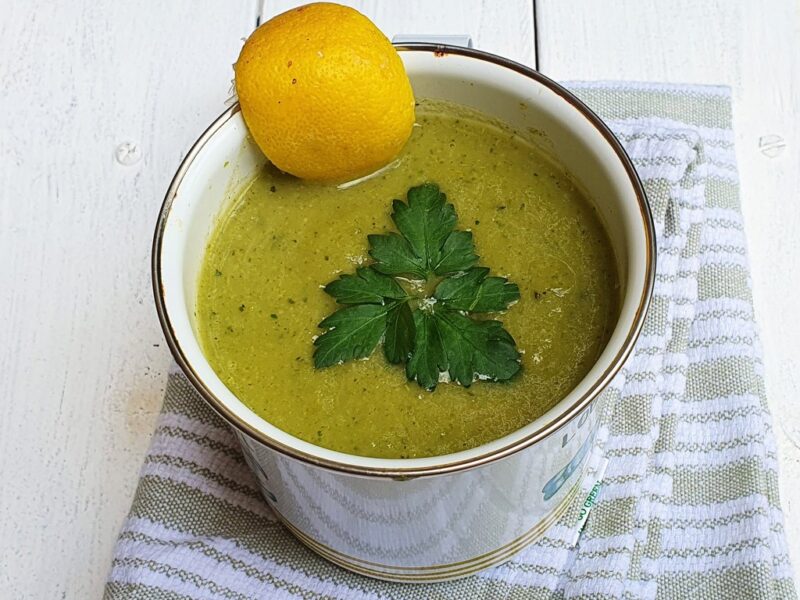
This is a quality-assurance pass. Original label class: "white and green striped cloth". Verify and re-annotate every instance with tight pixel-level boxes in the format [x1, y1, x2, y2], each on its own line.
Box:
[107, 83, 797, 599]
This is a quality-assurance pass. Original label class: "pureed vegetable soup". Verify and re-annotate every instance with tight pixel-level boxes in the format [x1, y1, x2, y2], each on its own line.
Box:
[197, 99, 619, 459]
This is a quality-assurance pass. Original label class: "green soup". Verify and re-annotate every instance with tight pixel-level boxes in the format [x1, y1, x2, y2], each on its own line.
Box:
[197, 99, 619, 459]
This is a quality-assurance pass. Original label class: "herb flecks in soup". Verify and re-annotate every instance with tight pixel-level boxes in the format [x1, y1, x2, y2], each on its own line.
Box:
[315, 182, 522, 389]
[197, 99, 619, 459]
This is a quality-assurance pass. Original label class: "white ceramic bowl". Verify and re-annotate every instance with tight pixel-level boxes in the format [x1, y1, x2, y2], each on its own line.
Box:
[153, 44, 655, 581]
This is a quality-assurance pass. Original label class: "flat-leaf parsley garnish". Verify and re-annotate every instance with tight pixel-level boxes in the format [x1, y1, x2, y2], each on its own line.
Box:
[313, 183, 521, 390]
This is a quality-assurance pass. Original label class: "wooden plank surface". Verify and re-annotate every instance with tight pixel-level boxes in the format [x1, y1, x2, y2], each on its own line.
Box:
[0, 2, 258, 597]
[263, 0, 536, 66]
[2, 1, 798, 597]
[537, 0, 800, 574]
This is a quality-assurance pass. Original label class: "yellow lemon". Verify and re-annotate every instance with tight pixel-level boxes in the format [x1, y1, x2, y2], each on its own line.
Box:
[234, 2, 415, 182]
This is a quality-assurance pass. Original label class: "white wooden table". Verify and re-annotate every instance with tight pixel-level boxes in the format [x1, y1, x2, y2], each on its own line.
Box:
[2, 2, 797, 597]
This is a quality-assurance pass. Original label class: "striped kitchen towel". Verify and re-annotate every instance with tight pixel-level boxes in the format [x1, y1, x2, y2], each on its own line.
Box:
[106, 83, 796, 599]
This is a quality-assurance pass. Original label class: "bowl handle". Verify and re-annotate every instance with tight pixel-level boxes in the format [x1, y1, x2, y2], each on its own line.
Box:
[392, 34, 473, 48]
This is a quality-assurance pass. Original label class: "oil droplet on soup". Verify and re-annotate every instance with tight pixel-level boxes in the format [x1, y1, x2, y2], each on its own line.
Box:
[197, 99, 619, 459]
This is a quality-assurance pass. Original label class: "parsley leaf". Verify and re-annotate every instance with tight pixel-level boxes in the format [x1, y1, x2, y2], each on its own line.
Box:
[313, 303, 398, 368]
[392, 184, 456, 270]
[368, 183, 478, 278]
[432, 230, 478, 275]
[434, 267, 520, 312]
[367, 233, 426, 279]
[435, 312, 521, 386]
[384, 301, 415, 364]
[405, 310, 447, 390]
[324, 266, 408, 304]
[404, 310, 522, 390]
[314, 183, 522, 390]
